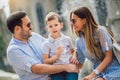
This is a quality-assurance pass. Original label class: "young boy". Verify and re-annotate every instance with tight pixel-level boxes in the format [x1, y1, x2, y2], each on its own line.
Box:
[42, 12, 78, 80]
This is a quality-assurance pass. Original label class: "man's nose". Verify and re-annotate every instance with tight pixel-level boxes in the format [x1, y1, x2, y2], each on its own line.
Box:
[29, 25, 33, 30]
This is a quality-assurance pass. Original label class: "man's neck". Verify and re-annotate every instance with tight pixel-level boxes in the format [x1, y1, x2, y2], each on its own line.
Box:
[13, 34, 28, 43]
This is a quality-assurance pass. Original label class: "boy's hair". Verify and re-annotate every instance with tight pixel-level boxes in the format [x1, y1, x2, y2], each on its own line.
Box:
[45, 12, 62, 23]
[7, 11, 27, 33]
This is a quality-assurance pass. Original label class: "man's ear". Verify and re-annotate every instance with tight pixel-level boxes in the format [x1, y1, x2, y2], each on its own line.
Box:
[14, 26, 20, 32]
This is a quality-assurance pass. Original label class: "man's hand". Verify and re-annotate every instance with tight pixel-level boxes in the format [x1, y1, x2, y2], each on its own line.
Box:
[64, 64, 79, 73]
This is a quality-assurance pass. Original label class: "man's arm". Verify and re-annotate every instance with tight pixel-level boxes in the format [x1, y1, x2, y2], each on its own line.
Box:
[31, 63, 79, 74]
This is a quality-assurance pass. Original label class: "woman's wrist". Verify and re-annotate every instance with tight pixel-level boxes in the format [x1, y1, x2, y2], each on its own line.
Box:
[93, 69, 100, 75]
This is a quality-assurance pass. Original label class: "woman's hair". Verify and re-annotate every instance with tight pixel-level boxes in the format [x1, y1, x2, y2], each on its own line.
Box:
[45, 12, 62, 23]
[70, 7, 105, 60]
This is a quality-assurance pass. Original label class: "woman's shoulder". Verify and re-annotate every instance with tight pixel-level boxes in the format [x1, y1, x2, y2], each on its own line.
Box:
[96, 25, 108, 34]
[76, 37, 82, 43]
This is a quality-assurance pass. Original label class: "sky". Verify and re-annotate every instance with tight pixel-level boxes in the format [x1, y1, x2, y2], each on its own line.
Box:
[0, 0, 10, 18]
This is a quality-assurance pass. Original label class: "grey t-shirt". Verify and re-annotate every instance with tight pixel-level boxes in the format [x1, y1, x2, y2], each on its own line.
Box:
[42, 33, 74, 64]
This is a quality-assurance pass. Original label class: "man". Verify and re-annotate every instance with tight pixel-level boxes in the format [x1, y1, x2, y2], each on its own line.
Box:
[6, 11, 78, 80]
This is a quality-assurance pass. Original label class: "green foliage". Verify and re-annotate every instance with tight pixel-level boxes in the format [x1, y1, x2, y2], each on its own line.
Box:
[0, 33, 6, 57]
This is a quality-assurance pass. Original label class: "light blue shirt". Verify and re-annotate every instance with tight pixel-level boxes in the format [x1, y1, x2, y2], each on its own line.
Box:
[7, 32, 49, 80]
[76, 26, 120, 80]
[43, 33, 73, 64]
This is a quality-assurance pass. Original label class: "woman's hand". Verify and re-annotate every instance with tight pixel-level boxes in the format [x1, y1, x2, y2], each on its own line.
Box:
[83, 72, 96, 80]
[70, 55, 79, 65]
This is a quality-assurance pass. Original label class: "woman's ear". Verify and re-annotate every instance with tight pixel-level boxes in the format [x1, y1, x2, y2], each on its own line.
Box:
[83, 18, 86, 24]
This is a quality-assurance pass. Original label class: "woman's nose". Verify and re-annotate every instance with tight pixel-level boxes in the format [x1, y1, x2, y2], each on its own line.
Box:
[71, 22, 75, 27]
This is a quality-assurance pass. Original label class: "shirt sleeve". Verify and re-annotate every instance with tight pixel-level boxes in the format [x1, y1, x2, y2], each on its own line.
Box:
[67, 37, 74, 49]
[97, 27, 113, 53]
[7, 48, 39, 73]
[76, 38, 85, 64]
[42, 41, 50, 54]
[32, 32, 46, 42]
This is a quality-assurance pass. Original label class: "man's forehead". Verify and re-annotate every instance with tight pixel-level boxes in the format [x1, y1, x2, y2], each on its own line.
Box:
[21, 16, 31, 23]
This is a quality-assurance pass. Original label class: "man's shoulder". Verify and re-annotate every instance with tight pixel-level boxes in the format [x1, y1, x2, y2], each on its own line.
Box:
[31, 32, 46, 40]
[31, 32, 42, 37]
[7, 42, 19, 54]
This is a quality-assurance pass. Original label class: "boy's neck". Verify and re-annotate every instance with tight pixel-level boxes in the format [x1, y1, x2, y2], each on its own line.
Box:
[51, 33, 61, 39]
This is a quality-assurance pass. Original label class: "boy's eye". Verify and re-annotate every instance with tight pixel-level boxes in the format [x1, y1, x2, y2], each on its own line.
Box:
[55, 24, 58, 26]
[49, 25, 52, 28]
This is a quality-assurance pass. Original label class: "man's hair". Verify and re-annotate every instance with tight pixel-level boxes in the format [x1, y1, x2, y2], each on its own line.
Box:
[45, 12, 62, 23]
[7, 11, 27, 33]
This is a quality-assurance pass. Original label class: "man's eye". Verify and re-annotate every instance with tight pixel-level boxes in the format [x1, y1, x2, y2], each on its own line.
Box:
[27, 22, 31, 28]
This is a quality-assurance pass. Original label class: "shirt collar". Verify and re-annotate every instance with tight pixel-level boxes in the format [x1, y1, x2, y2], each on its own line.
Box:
[12, 36, 30, 44]
[48, 33, 66, 43]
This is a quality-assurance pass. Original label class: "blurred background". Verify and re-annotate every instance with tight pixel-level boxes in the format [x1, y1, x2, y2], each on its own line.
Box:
[0, 0, 120, 80]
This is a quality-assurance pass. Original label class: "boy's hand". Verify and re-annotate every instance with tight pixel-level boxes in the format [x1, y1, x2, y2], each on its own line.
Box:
[55, 46, 65, 58]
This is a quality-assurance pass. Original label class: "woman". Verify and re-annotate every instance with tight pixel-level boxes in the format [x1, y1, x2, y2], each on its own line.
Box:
[70, 6, 120, 80]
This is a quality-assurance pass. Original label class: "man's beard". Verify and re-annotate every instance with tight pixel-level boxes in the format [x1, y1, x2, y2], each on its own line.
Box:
[20, 31, 32, 40]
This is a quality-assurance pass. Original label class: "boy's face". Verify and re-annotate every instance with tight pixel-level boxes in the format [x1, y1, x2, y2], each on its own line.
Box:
[46, 18, 63, 35]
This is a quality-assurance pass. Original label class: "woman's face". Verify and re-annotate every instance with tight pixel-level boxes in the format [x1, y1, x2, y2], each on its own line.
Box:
[71, 13, 86, 32]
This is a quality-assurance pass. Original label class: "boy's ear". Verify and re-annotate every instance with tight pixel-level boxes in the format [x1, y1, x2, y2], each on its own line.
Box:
[61, 22, 64, 28]
[45, 25, 48, 30]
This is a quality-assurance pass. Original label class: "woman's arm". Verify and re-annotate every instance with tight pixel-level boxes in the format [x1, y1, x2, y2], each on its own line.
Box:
[70, 48, 79, 65]
[84, 50, 112, 80]
[92, 50, 112, 76]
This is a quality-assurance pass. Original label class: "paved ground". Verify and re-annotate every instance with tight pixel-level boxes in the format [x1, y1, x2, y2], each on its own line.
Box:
[0, 70, 20, 80]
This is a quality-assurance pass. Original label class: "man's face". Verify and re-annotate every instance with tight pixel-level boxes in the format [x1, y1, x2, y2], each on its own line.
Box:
[20, 16, 32, 39]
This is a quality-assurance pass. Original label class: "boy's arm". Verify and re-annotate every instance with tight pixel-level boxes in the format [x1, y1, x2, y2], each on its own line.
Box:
[43, 54, 59, 64]
[43, 46, 64, 64]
